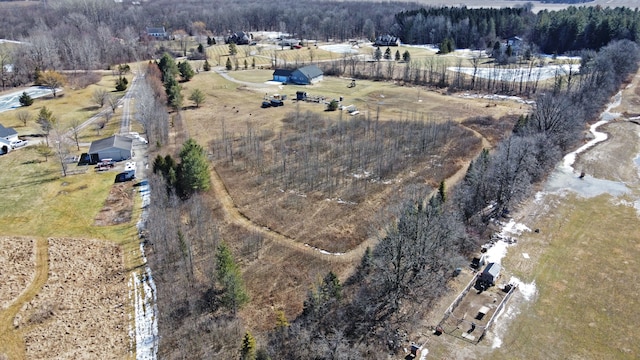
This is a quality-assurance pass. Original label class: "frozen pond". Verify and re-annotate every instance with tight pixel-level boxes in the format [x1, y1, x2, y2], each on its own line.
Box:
[448, 64, 580, 82]
[319, 43, 360, 54]
[0, 86, 62, 113]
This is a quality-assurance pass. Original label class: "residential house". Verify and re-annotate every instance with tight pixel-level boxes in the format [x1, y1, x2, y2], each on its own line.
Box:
[88, 135, 132, 162]
[374, 34, 400, 47]
[146, 27, 167, 39]
[0, 124, 17, 154]
[226, 31, 251, 45]
[505, 36, 523, 56]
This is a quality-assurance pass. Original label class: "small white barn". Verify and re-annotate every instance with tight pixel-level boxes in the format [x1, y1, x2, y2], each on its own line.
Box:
[89, 135, 132, 161]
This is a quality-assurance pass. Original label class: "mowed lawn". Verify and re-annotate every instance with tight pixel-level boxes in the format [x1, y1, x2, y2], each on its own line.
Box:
[494, 194, 640, 359]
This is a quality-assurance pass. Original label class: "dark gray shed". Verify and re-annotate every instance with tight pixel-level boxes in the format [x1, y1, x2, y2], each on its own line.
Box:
[480, 262, 501, 286]
[88, 135, 132, 162]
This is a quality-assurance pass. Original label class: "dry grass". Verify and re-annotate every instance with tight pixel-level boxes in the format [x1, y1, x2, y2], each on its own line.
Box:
[0, 238, 34, 310]
[18, 238, 129, 360]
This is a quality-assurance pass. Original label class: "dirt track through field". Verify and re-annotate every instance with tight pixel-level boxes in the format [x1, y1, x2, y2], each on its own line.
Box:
[0, 237, 48, 360]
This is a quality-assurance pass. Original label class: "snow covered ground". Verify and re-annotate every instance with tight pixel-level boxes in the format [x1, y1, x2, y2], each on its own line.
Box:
[129, 191, 157, 359]
[448, 63, 580, 82]
[544, 90, 629, 198]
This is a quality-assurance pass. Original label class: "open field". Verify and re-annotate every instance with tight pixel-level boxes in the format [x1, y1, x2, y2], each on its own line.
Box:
[18, 238, 129, 360]
[181, 69, 526, 254]
[421, 71, 640, 358]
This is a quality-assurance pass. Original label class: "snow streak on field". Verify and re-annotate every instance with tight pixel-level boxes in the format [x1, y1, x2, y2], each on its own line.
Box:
[130, 252, 158, 360]
[448, 64, 580, 82]
[130, 191, 158, 359]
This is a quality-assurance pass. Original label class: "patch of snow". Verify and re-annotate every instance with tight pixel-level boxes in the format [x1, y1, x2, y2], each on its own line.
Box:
[304, 243, 345, 256]
[483, 240, 509, 264]
[448, 64, 579, 82]
[130, 190, 158, 359]
[509, 276, 537, 301]
[501, 218, 531, 235]
[545, 91, 629, 198]
[458, 92, 535, 105]
[319, 43, 360, 54]
[490, 277, 537, 349]
[522, 253, 530, 259]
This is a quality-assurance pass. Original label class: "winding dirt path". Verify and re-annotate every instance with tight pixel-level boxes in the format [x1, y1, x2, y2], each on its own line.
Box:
[0, 237, 49, 360]
[208, 126, 489, 263]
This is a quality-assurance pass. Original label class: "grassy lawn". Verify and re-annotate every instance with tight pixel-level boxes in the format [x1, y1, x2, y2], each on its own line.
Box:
[493, 194, 640, 359]
[0, 147, 137, 238]
[0, 73, 128, 143]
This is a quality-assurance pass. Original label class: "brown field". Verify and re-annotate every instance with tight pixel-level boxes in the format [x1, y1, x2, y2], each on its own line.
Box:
[17, 238, 129, 360]
[0, 238, 34, 310]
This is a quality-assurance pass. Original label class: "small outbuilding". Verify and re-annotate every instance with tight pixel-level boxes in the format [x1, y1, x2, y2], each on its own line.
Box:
[88, 135, 132, 162]
[479, 262, 501, 287]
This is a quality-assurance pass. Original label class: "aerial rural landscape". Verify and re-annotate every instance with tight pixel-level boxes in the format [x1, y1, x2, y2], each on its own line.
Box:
[0, 0, 639, 359]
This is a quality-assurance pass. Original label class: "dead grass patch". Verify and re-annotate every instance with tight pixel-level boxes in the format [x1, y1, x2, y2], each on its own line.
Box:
[94, 182, 135, 226]
[18, 238, 129, 360]
[0, 237, 34, 310]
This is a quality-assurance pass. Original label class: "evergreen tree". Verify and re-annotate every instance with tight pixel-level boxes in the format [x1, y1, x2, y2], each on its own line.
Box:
[36, 106, 56, 146]
[384, 47, 391, 60]
[189, 88, 206, 108]
[251, 57, 256, 69]
[115, 76, 128, 91]
[178, 61, 195, 81]
[164, 76, 182, 109]
[203, 59, 211, 71]
[374, 47, 382, 61]
[402, 50, 411, 62]
[438, 180, 447, 203]
[19, 91, 33, 106]
[244, 59, 248, 70]
[395, 49, 401, 61]
[229, 43, 238, 55]
[178, 138, 211, 196]
[240, 331, 257, 360]
[216, 243, 249, 313]
[275, 310, 289, 329]
[157, 53, 178, 82]
[207, 36, 213, 46]
[197, 43, 204, 53]
[226, 57, 233, 70]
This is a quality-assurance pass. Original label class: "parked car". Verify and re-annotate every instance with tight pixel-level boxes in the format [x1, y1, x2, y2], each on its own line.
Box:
[114, 170, 136, 183]
[10, 140, 28, 149]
